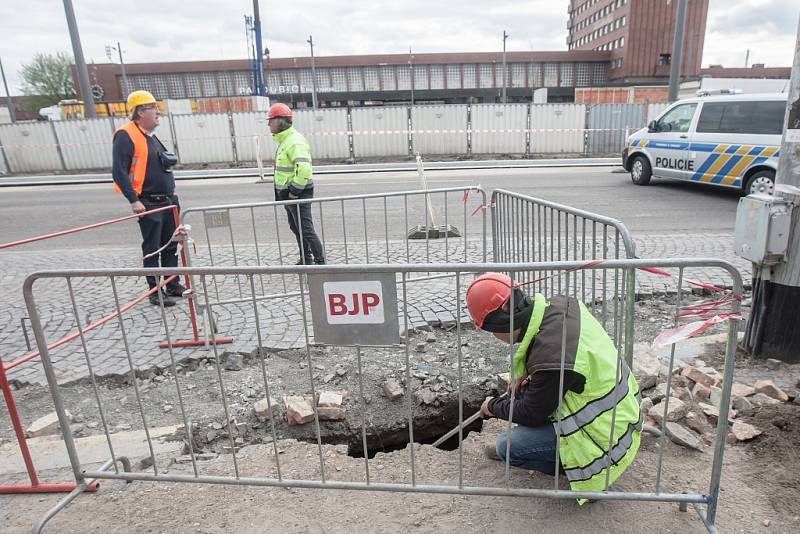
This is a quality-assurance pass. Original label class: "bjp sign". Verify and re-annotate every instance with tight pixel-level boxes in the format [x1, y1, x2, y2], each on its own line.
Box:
[308, 273, 401, 345]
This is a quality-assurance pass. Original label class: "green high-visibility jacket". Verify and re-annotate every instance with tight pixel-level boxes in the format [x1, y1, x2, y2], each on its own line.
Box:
[273, 126, 313, 194]
[511, 293, 642, 502]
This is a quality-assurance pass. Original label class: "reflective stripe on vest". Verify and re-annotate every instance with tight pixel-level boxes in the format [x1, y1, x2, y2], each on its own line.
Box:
[113, 121, 148, 195]
[563, 412, 643, 482]
[556, 359, 636, 437]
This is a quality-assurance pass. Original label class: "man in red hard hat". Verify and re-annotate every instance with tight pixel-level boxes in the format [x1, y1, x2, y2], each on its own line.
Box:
[466, 272, 641, 501]
[268, 103, 325, 265]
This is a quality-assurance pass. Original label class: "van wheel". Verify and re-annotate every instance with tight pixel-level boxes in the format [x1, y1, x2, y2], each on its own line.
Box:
[630, 156, 652, 186]
[744, 170, 775, 196]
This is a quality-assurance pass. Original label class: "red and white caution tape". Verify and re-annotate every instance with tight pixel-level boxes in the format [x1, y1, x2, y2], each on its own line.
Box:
[652, 313, 741, 348]
[142, 224, 194, 261]
[1, 127, 638, 150]
[477, 257, 742, 347]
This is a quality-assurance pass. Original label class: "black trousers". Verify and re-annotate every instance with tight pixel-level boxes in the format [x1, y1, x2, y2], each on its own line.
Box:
[276, 188, 325, 264]
[138, 195, 181, 289]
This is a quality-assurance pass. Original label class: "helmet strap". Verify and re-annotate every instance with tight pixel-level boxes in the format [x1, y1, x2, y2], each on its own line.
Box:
[481, 288, 532, 334]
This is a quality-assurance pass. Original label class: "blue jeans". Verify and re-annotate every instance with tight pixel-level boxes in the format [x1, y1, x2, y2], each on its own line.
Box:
[495, 423, 561, 475]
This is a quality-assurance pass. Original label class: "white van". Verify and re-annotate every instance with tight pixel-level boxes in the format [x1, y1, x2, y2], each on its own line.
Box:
[623, 93, 787, 195]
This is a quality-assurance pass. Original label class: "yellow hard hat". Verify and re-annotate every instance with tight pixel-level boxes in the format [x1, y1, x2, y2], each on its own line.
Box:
[126, 90, 157, 113]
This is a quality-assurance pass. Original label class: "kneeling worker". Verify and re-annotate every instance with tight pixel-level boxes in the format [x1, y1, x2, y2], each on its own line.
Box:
[467, 273, 641, 499]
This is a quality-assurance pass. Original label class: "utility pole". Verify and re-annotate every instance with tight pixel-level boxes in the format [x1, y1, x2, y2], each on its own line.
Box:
[752, 16, 800, 363]
[501, 30, 508, 103]
[117, 42, 128, 96]
[106, 43, 129, 96]
[0, 57, 15, 122]
[409, 47, 415, 106]
[252, 0, 266, 96]
[307, 35, 318, 109]
[666, 0, 687, 103]
[62, 0, 96, 118]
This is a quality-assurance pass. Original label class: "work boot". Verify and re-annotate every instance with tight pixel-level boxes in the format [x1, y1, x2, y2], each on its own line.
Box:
[165, 283, 188, 297]
[484, 444, 500, 461]
[314, 259, 326, 265]
[149, 290, 176, 307]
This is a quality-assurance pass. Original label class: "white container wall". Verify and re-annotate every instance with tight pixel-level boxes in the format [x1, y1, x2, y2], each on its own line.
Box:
[0, 121, 62, 173]
[529, 104, 585, 154]
[471, 104, 528, 154]
[231, 112, 277, 163]
[53, 118, 115, 170]
[351, 106, 409, 157]
[0, 144, 7, 174]
[587, 104, 645, 155]
[171, 113, 233, 164]
[411, 105, 468, 155]
[646, 103, 670, 124]
[292, 108, 350, 160]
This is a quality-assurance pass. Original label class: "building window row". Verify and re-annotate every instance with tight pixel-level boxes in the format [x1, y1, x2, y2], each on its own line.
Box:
[120, 62, 610, 100]
[570, 15, 626, 48]
[595, 36, 625, 51]
[611, 58, 624, 70]
[571, 0, 626, 21]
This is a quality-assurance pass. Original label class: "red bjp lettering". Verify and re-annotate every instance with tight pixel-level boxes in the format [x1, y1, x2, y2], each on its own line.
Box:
[327, 292, 381, 316]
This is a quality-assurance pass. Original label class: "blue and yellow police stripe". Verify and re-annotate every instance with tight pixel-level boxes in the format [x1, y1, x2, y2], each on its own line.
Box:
[689, 144, 779, 186]
[627, 140, 780, 188]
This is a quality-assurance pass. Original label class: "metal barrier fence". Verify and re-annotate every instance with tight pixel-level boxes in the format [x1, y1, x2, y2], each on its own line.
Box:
[491, 189, 637, 365]
[0, 205, 220, 496]
[24, 259, 742, 533]
[0, 103, 657, 174]
[181, 186, 488, 316]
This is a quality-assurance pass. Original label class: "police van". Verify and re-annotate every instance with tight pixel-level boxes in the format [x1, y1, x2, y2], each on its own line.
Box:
[622, 93, 787, 195]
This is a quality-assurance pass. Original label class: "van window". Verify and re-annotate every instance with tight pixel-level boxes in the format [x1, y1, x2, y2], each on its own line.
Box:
[696, 100, 785, 135]
[656, 103, 696, 132]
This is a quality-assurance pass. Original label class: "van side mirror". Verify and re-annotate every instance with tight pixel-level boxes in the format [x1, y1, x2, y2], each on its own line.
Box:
[648, 120, 659, 133]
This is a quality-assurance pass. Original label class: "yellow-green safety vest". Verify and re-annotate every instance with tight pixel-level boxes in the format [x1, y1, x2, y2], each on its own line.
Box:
[512, 293, 642, 502]
[273, 126, 313, 191]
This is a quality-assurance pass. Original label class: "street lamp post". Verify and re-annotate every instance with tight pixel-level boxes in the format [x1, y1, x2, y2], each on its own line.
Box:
[0, 57, 15, 122]
[667, 0, 687, 103]
[307, 35, 318, 109]
[502, 30, 508, 103]
[409, 47, 415, 106]
[62, 0, 96, 118]
[106, 42, 129, 96]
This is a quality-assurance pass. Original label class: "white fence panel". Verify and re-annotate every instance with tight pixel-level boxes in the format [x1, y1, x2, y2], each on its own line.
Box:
[471, 104, 528, 154]
[171, 113, 233, 164]
[53, 118, 114, 170]
[292, 108, 350, 160]
[0, 144, 7, 174]
[0, 122, 62, 173]
[231, 112, 277, 163]
[351, 106, 408, 157]
[646, 103, 670, 124]
[529, 104, 585, 154]
[411, 104, 468, 155]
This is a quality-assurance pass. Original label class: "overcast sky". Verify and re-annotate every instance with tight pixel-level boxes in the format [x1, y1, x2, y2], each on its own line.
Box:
[1, 0, 797, 94]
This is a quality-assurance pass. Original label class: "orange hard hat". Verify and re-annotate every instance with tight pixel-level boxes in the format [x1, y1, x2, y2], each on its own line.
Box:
[267, 103, 293, 119]
[466, 273, 516, 329]
[466, 273, 533, 332]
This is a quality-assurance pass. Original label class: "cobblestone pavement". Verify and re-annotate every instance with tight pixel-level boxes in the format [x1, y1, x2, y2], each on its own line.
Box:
[1, 233, 750, 387]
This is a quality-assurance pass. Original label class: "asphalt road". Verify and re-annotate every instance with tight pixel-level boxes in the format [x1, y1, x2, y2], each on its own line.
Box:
[0, 166, 742, 251]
